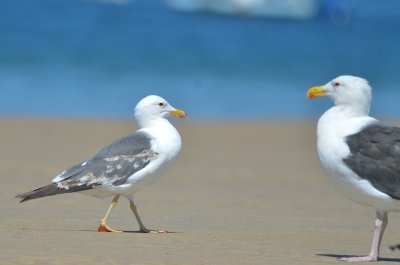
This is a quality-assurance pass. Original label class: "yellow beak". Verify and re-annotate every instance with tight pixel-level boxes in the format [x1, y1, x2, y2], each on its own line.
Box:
[169, 109, 187, 119]
[306, 86, 327, 99]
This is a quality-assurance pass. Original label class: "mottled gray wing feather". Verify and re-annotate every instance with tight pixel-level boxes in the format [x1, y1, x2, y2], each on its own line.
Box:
[52, 161, 87, 182]
[16, 131, 159, 202]
[55, 131, 159, 189]
[96, 131, 153, 158]
[344, 124, 400, 200]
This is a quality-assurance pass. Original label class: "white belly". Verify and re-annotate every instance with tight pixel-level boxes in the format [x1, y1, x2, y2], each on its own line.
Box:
[83, 120, 182, 198]
[318, 132, 400, 212]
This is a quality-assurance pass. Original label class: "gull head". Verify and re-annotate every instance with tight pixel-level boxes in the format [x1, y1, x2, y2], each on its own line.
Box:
[307, 75, 372, 115]
[134, 95, 187, 127]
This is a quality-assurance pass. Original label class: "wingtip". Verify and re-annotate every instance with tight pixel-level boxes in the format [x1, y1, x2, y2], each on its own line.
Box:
[15, 192, 34, 203]
[15, 194, 27, 203]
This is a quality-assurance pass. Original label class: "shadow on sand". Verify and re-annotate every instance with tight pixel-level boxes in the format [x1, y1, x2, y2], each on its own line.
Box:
[317, 254, 400, 263]
[19, 227, 180, 234]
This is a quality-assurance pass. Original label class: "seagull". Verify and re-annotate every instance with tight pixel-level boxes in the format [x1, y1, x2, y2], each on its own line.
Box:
[16, 95, 187, 233]
[307, 75, 400, 262]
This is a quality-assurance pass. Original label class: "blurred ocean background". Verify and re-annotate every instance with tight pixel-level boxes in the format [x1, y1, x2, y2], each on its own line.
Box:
[1, 0, 400, 119]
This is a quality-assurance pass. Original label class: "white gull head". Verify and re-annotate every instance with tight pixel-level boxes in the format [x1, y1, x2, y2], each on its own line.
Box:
[307, 75, 372, 117]
[134, 95, 186, 128]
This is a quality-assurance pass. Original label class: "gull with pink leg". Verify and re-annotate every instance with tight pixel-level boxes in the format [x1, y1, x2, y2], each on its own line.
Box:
[308, 75, 400, 262]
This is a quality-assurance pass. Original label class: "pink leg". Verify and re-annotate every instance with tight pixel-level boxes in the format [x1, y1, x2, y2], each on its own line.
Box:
[340, 210, 388, 262]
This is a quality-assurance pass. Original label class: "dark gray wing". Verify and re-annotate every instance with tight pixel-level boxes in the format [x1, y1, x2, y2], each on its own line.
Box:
[16, 131, 159, 202]
[344, 124, 400, 200]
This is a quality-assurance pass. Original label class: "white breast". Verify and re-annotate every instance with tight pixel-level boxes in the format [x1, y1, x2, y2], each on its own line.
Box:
[317, 108, 400, 211]
[119, 119, 182, 194]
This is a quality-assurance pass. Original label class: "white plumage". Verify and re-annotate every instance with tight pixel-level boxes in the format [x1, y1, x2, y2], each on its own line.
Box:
[308, 75, 400, 262]
[17, 95, 187, 233]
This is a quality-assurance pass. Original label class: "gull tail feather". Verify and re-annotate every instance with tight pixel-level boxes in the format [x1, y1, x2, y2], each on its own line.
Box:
[16, 183, 92, 203]
[16, 184, 68, 202]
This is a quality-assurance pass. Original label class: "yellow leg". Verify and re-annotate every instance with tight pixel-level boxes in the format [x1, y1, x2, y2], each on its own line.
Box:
[98, 195, 121, 232]
[129, 200, 167, 233]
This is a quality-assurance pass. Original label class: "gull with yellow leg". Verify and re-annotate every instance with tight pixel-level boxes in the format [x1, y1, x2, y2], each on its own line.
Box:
[17, 95, 187, 233]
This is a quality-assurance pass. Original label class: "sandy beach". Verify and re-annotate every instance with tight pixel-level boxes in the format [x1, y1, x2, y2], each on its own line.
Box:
[1, 118, 400, 265]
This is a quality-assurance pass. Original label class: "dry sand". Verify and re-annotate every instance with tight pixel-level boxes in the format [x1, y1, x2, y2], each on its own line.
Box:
[1, 118, 400, 265]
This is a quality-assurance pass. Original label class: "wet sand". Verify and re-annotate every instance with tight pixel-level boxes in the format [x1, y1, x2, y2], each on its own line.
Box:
[1, 118, 400, 264]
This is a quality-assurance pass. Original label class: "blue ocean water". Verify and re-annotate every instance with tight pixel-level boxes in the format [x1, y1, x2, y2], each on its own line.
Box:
[1, 0, 400, 119]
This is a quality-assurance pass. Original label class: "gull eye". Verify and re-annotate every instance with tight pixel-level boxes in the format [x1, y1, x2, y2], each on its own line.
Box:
[333, 82, 340, 87]
[158, 102, 164, 107]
